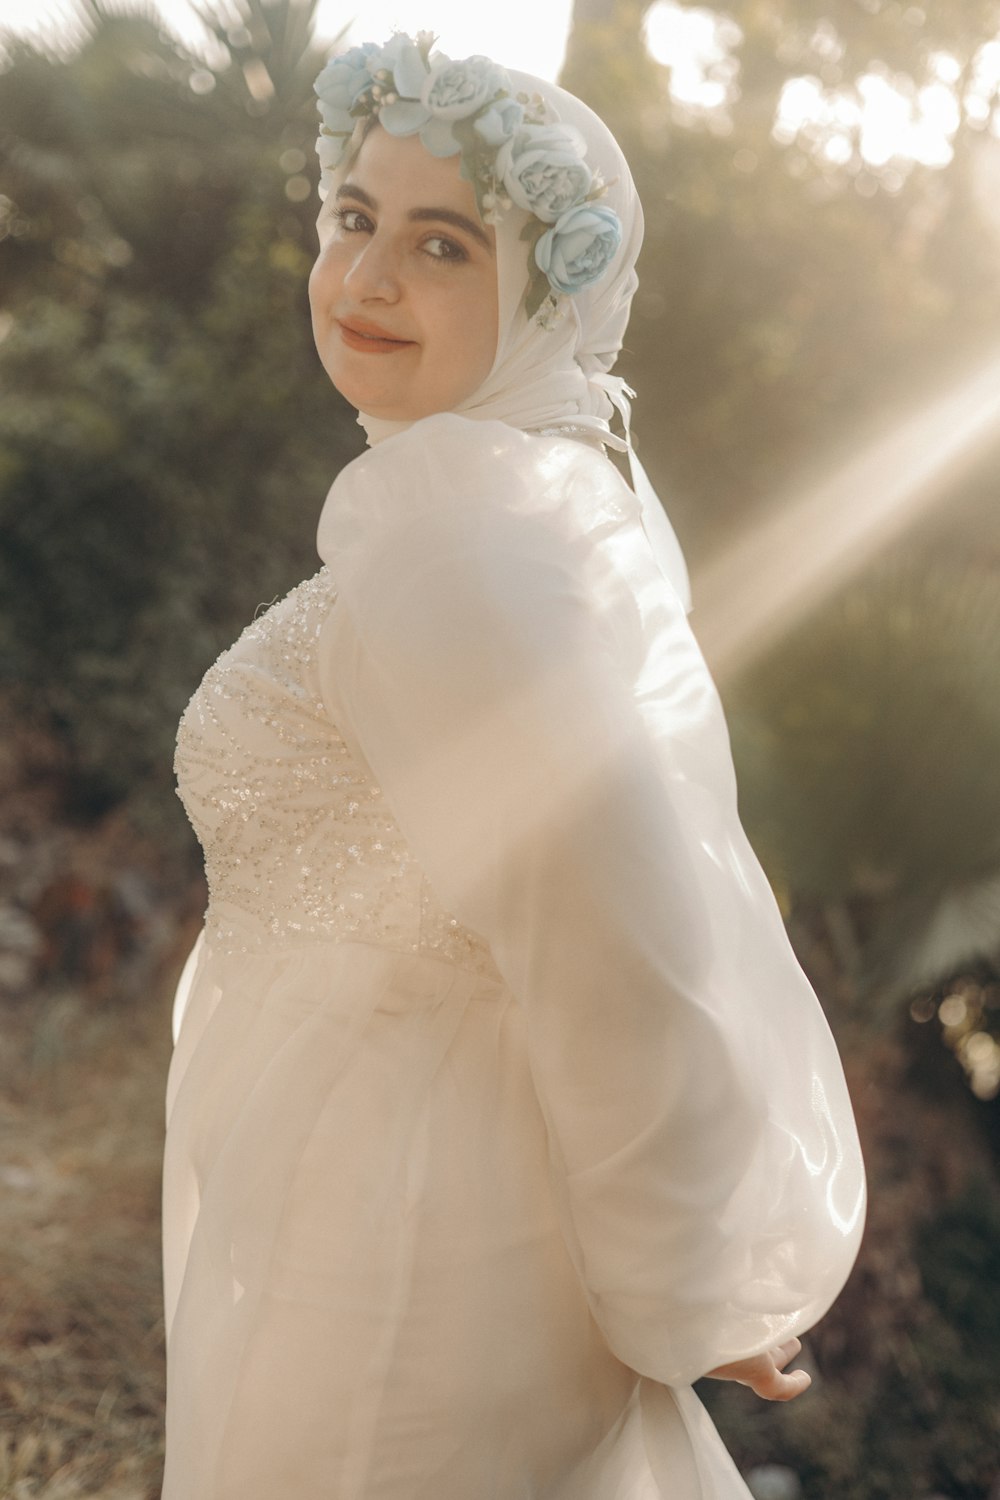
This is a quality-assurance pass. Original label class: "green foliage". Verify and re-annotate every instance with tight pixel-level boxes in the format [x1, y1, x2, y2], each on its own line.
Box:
[727, 560, 1000, 899]
[0, 0, 363, 840]
[561, 0, 1000, 1000]
[721, 559, 1000, 996]
[564, 0, 1000, 561]
[0, 271, 355, 824]
[0, 0, 334, 308]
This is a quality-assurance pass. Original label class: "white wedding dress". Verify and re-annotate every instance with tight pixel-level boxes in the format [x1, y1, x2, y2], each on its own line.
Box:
[162, 415, 865, 1499]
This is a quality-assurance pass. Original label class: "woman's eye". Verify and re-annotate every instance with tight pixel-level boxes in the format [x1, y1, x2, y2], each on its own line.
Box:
[422, 235, 467, 264]
[332, 207, 372, 233]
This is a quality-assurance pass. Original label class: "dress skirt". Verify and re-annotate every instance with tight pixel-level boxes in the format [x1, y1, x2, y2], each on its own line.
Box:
[162, 928, 749, 1499]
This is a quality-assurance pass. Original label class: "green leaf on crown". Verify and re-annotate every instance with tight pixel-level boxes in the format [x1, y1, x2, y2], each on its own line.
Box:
[524, 266, 551, 321]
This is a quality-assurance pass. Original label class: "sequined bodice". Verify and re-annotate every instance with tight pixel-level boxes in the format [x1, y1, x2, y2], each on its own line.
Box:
[174, 568, 499, 977]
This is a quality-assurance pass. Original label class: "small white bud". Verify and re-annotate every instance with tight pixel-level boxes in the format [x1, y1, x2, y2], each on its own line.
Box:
[536, 294, 566, 331]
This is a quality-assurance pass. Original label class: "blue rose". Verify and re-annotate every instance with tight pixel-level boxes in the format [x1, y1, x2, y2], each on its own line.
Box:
[417, 118, 463, 157]
[382, 53, 508, 157]
[368, 34, 437, 140]
[535, 203, 622, 294]
[379, 95, 462, 157]
[473, 96, 525, 148]
[497, 122, 591, 222]
[421, 56, 507, 120]
[371, 33, 429, 99]
[314, 43, 378, 132]
[378, 96, 433, 139]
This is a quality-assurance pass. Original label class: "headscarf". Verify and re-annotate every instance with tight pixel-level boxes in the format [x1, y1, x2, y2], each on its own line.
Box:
[322, 63, 692, 611]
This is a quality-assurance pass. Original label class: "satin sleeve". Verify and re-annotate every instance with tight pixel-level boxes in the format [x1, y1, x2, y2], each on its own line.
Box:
[316, 413, 865, 1389]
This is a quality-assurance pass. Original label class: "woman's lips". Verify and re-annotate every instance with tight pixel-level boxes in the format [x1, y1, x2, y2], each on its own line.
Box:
[337, 319, 416, 354]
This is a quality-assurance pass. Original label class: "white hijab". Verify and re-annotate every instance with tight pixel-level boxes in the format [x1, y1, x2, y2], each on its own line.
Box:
[334, 68, 691, 610]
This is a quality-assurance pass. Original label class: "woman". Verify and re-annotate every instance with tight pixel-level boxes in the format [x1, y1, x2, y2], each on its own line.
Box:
[162, 33, 865, 1499]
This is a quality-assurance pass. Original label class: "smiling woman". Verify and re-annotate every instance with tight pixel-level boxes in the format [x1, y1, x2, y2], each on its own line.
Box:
[161, 30, 865, 1500]
[309, 128, 499, 420]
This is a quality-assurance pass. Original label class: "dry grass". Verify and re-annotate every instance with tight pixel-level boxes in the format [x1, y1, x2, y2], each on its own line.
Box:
[0, 975, 176, 1500]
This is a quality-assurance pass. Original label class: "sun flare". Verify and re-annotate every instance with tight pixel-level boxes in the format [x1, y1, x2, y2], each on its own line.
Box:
[0, 0, 574, 78]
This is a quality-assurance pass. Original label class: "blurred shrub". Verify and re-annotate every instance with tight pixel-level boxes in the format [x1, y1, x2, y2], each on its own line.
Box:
[0, 226, 358, 836]
[0, 3, 368, 848]
[726, 559, 1000, 996]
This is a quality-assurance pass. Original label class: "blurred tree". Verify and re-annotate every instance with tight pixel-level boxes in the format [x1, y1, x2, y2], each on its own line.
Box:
[563, 0, 1000, 561]
[561, 1, 1000, 1001]
[0, 0, 331, 308]
[0, 255, 352, 833]
[725, 558, 1000, 1001]
[0, 0, 361, 843]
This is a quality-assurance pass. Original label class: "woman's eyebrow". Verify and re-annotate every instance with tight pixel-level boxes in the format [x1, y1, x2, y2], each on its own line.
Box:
[409, 206, 493, 251]
[336, 182, 494, 252]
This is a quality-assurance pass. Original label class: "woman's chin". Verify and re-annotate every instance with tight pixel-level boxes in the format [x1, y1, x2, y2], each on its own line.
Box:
[350, 397, 424, 422]
[332, 383, 433, 423]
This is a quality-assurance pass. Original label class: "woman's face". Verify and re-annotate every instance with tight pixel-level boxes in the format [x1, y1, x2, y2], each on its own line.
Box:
[309, 127, 499, 422]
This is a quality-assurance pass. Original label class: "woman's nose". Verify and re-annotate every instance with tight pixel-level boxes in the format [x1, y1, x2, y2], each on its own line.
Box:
[343, 236, 401, 301]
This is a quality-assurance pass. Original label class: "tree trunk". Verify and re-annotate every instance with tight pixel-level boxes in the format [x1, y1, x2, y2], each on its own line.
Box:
[571, 0, 618, 21]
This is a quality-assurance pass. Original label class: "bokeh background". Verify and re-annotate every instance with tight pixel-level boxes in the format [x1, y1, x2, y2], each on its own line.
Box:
[1, 1, 999, 1496]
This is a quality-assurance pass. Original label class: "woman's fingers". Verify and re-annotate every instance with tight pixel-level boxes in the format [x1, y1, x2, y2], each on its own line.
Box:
[705, 1341, 812, 1402]
[772, 1337, 802, 1371]
[755, 1362, 811, 1402]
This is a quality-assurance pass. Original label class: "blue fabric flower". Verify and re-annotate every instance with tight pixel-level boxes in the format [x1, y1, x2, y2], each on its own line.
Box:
[380, 54, 508, 158]
[314, 43, 378, 134]
[535, 203, 622, 294]
[473, 96, 525, 148]
[421, 56, 506, 120]
[498, 123, 591, 223]
[368, 35, 435, 141]
[372, 34, 428, 98]
[378, 98, 462, 157]
[378, 98, 431, 135]
[419, 117, 464, 157]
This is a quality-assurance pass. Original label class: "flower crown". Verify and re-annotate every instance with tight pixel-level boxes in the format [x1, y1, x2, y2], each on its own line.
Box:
[313, 32, 623, 327]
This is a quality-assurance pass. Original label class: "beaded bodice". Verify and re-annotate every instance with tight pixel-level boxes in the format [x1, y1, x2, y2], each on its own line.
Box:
[174, 568, 499, 977]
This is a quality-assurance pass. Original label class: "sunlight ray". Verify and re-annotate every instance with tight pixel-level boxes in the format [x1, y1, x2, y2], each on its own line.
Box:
[692, 346, 1000, 679]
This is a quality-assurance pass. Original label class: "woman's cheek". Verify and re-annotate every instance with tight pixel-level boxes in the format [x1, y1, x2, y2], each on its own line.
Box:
[309, 241, 344, 300]
[307, 255, 325, 312]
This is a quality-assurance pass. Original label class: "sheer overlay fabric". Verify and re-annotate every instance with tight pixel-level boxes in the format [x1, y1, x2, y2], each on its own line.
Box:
[163, 417, 864, 1498]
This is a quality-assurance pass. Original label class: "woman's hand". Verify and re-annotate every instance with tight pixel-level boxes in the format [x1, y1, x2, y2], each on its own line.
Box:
[705, 1337, 812, 1402]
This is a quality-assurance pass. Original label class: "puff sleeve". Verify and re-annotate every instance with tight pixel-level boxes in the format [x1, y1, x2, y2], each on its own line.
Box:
[315, 413, 865, 1389]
